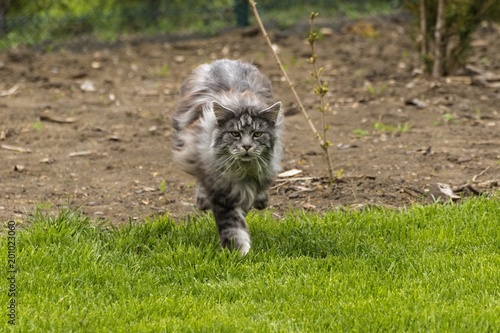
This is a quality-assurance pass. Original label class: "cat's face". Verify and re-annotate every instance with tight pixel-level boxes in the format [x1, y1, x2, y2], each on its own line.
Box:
[212, 102, 282, 163]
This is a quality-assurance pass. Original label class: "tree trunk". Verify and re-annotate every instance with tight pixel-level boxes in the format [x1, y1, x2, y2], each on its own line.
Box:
[419, 0, 427, 57]
[234, 0, 249, 27]
[0, 0, 8, 38]
[432, 0, 445, 78]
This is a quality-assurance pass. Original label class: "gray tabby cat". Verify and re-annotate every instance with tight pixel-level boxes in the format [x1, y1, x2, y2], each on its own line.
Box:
[172, 59, 283, 255]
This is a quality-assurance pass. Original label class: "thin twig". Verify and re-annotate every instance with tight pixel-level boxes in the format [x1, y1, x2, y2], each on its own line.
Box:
[472, 166, 491, 183]
[249, 0, 322, 145]
[275, 176, 319, 182]
[249, 1, 335, 182]
[271, 177, 319, 190]
[1, 144, 31, 153]
[0, 84, 19, 97]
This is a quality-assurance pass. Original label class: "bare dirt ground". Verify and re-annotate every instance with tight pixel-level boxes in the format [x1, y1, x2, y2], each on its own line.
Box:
[1, 16, 499, 224]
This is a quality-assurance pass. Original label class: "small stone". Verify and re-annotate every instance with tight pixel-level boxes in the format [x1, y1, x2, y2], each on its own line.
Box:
[174, 55, 186, 63]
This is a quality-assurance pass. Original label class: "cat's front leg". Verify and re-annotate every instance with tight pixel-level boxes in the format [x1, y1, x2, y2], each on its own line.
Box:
[195, 182, 211, 211]
[212, 205, 251, 255]
[253, 191, 269, 210]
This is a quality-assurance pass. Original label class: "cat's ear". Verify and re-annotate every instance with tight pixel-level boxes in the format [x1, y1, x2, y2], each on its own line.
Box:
[259, 102, 282, 125]
[212, 101, 235, 125]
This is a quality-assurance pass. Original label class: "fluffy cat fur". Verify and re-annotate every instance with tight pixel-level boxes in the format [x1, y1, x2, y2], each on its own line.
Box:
[172, 59, 284, 255]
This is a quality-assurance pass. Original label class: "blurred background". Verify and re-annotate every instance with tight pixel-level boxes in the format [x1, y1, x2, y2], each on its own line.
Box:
[0, 0, 402, 50]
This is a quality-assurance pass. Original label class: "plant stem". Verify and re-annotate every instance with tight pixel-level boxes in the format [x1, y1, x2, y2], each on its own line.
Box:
[248, 1, 322, 148]
[249, 0, 334, 182]
[308, 13, 334, 183]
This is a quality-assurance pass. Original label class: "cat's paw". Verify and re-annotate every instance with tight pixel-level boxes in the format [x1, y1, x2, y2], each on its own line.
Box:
[253, 192, 269, 210]
[220, 228, 251, 256]
[196, 195, 211, 211]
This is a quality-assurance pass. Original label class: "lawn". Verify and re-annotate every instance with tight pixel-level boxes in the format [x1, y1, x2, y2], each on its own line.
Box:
[2, 196, 500, 332]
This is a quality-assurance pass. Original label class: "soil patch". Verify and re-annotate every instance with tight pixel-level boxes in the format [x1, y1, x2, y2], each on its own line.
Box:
[1, 17, 499, 224]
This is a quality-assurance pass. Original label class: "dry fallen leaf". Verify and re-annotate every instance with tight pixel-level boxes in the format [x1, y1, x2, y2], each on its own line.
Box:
[174, 55, 186, 63]
[80, 80, 96, 92]
[40, 157, 55, 164]
[108, 135, 120, 141]
[417, 146, 432, 156]
[135, 187, 156, 194]
[302, 202, 317, 210]
[319, 27, 333, 36]
[405, 98, 428, 109]
[295, 186, 313, 192]
[446, 76, 472, 85]
[337, 143, 358, 150]
[437, 183, 461, 199]
[278, 169, 303, 178]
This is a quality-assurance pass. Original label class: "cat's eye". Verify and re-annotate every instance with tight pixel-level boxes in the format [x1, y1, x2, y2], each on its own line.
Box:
[253, 132, 263, 138]
[230, 131, 241, 138]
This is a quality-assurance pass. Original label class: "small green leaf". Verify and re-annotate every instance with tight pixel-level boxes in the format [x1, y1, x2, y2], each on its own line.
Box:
[310, 12, 319, 19]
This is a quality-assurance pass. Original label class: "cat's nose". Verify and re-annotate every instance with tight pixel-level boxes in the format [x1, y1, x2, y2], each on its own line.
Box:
[242, 145, 252, 151]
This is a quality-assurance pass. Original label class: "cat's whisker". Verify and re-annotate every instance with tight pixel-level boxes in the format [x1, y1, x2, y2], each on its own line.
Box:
[209, 152, 239, 173]
[212, 159, 234, 179]
[211, 155, 232, 172]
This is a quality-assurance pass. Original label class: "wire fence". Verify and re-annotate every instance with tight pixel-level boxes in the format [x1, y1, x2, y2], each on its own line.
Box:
[0, 0, 401, 50]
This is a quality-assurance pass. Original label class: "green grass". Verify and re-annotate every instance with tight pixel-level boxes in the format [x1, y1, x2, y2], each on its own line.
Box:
[373, 121, 411, 134]
[2, 196, 500, 332]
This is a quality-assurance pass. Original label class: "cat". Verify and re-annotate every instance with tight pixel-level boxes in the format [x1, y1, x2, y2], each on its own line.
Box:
[172, 59, 284, 255]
